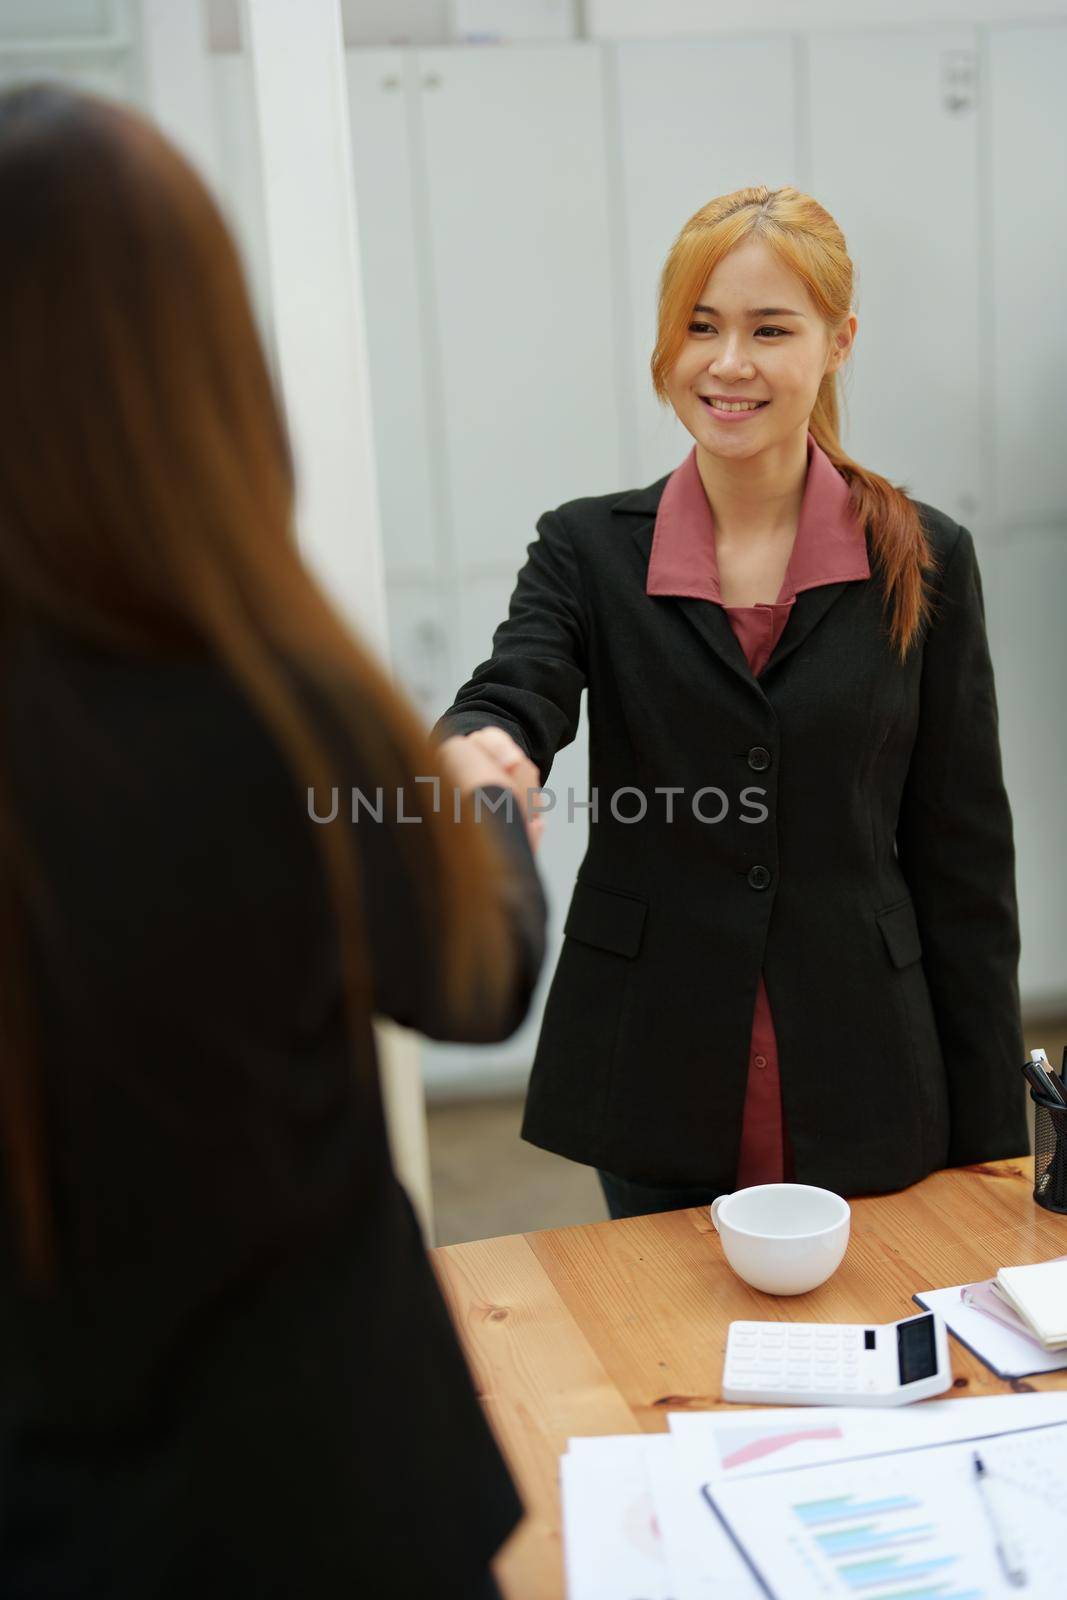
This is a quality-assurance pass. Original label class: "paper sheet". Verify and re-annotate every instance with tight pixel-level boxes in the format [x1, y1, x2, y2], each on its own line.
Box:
[643, 1432, 763, 1600]
[707, 1422, 1067, 1599]
[563, 1433, 762, 1599]
[561, 1434, 678, 1599]
[667, 1391, 1067, 1483]
[561, 1399, 1067, 1598]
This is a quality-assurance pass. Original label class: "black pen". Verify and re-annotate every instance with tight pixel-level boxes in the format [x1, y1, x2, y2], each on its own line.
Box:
[972, 1451, 1027, 1589]
[1022, 1054, 1067, 1107]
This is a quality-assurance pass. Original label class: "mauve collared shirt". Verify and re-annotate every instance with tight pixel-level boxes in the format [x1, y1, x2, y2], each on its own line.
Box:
[646, 432, 870, 1185]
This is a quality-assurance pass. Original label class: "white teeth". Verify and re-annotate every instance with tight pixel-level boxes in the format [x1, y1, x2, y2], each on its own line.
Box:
[708, 399, 764, 412]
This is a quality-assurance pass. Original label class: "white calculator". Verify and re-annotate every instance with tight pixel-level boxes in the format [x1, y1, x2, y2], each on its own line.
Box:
[722, 1312, 952, 1406]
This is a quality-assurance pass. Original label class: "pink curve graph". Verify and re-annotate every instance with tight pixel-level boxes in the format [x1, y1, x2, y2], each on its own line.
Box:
[722, 1426, 844, 1471]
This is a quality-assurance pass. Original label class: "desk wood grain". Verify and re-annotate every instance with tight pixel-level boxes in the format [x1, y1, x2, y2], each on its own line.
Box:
[431, 1158, 1067, 1598]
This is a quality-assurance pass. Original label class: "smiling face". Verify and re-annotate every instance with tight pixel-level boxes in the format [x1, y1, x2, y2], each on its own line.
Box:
[664, 237, 855, 464]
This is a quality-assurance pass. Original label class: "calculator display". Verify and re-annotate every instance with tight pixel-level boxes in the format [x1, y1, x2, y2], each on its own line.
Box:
[897, 1315, 938, 1385]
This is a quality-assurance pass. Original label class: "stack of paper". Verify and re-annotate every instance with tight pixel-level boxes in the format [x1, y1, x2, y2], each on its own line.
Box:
[560, 1393, 1067, 1599]
[994, 1258, 1067, 1348]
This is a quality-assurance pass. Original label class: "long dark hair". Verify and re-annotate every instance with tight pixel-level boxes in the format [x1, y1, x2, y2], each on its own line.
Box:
[0, 85, 513, 1280]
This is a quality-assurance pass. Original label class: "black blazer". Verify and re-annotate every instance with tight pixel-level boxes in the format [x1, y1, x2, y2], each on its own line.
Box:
[437, 475, 1028, 1194]
[0, 622, 545, 1598]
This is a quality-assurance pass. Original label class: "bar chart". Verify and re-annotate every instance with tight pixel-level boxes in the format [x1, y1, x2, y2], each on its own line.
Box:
[707, 1441, 1015, 1599]
[793, 1490, 980, 1598]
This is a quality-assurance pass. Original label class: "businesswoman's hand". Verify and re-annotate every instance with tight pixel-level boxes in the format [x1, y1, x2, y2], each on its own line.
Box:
[439, 727, 544, 851]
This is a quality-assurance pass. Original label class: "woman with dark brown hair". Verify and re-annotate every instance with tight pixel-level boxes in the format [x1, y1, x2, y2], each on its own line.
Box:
[0, 84, 544, 1597]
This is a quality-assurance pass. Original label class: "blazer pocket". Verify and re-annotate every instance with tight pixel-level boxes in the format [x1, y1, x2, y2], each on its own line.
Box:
[564, 881, 648, 960]
[876, 898, 923, 970]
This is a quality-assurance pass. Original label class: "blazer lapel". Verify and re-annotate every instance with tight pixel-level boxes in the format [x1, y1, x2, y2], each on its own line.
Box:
[674, 591, 765, 694]
[618, 484, 767, 699]
[762, 582, 851, 677]
[616, 480, 858, 692]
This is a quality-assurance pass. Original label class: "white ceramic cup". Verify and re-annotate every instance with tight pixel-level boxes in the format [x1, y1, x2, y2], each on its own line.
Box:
[709, 1183, 851, 1296]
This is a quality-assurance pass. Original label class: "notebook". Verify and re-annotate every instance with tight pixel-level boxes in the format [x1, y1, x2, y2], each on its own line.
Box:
[994, 1260, 1067, 1349]
[913, 1255, 1067, 1378]
[914, 1283, 1067, 1378]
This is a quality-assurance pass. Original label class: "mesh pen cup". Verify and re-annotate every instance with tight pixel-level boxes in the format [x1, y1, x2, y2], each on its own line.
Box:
[1031, 1090, 1067, 1215]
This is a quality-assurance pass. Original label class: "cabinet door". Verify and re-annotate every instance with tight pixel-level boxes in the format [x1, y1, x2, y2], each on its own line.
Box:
[347, 50, 441, 579]
[416, 43, 624, 577]
[989, 24, 1067, 533]
[612, 37, 798, 485]
[0, 49, 131, 99]
[985, 537, 1067, 1008]
[808, 29, 983, 534]
[385, 581, 455, 728]
[987, 25, 1067, 1008]
[0, 2, 133, 100]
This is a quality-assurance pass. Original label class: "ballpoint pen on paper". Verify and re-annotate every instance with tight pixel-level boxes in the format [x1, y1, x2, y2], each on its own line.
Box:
[971, 1451, 1028, 1590]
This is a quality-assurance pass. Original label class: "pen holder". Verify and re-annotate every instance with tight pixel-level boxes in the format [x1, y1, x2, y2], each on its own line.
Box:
[1031, 1090, 1067, 1215]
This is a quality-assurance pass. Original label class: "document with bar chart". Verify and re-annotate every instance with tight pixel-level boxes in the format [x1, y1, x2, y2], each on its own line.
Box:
[705, 1424, 1067, 1598]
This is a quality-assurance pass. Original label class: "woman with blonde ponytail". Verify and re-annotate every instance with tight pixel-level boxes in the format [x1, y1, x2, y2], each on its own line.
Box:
[441, 184, 1027, 1217]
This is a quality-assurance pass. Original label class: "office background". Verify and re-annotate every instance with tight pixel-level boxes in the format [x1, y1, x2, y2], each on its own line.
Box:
[4, 0, 1064, 1239]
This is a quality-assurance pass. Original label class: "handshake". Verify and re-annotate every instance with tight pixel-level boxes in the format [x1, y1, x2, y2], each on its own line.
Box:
[438, 727, 544, 852]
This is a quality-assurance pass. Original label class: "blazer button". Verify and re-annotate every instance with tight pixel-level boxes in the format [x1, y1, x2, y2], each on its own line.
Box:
[747, 864, 772, 890]
[747, 746, 772, 771]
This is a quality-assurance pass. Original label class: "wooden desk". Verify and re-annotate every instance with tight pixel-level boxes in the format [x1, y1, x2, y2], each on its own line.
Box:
[430, 1157, 1067, 1598]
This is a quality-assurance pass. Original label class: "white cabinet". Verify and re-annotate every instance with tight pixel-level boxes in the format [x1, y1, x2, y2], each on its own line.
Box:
[808, 25, 1067, 1006]
[611, 36, 798, 486]
[985, 23, 1067, 1011]
[416, 43, 624, 573]
[988, 24, 1067, 532]
[985, 535, 1067, 1010]
[346, 50, 442, 580]
[348, 45, 619, 1091]
[808, 28, 985, 535]
[384, 581, 455, 729]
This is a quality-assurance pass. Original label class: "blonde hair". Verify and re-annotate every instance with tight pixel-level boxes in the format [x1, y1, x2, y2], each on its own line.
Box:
[652, 185, 934, 658]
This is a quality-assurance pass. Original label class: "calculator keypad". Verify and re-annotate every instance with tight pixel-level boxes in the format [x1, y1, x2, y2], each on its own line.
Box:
[724, 1322, 875, 1397]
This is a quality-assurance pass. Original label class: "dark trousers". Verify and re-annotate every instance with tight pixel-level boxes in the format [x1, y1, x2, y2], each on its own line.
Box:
[596, 1168, 724, 1221]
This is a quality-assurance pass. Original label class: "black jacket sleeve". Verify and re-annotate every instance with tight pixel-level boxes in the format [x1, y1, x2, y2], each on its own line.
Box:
[433, 508, 588, 782]
[296, 668, 547, 1048]
[896, 524, 1028, 1164]
[359, 783, 547, 1045]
